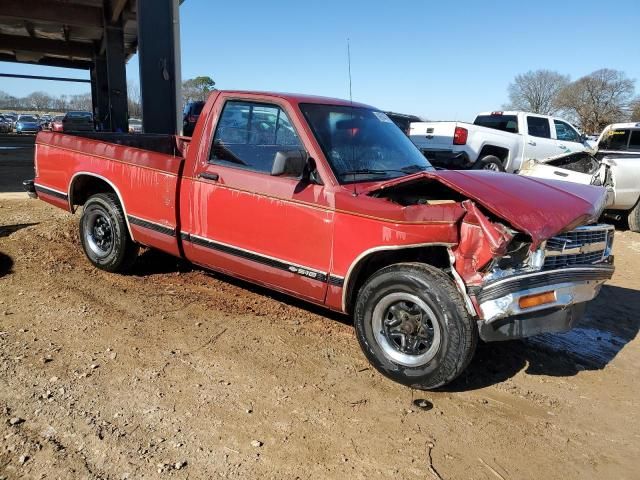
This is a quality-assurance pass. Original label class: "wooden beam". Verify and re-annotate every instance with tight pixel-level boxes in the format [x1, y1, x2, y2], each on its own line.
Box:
[0, 52, 92, 70]
[110, 0, 129, 23]
[0, 0, 103, 28]
[0, 33, 95, 59]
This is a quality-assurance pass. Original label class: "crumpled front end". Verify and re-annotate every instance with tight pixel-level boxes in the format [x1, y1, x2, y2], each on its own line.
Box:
[455, 220, 615, 342]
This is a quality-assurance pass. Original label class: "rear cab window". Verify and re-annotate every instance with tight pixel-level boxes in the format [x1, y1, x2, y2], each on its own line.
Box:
[629, 130, 640, 151]
[599, 129, 630, 150]
[209, 100, 302, 174]
[474, 114, 519, 133]
[527, 116, 551, 138]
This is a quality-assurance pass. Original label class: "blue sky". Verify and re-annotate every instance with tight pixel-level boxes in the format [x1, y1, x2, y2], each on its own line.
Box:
[1, 0, 639, 120]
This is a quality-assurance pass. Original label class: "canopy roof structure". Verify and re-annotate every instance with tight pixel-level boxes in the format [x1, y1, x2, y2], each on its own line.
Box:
[0, 0, 137, 70]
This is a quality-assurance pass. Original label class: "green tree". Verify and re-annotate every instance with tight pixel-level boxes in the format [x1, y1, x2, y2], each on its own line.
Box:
[182, 76, 216, 103]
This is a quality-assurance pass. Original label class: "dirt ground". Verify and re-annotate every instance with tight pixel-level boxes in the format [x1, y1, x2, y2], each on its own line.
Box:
[1, 197, 639, 480]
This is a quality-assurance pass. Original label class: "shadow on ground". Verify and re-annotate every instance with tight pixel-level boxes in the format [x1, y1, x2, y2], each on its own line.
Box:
[107, 247, 640, 391]
[0, 223, 39, 238]
[0, 252, 13, 278]
[443, 284, 640, 392]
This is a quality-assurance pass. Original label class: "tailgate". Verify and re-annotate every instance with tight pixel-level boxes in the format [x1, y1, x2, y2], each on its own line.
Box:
[409, 122, 456, 149]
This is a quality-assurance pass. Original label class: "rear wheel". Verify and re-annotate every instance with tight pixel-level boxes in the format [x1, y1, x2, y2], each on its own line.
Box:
[354, 263, 477, 389]
[79, 193, 138, 272]
[474, 155, 505, 172]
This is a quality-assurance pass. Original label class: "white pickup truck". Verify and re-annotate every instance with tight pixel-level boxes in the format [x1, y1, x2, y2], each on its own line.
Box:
[520, 122, 640, 231]
[409, 111, 590, 172]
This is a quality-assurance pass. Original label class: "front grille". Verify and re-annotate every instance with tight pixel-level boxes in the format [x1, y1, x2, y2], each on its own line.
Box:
[543, 225, 613, 269]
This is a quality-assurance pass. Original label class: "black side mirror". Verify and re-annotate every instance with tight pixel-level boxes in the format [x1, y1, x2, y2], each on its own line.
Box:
[271, 150, 309, 178]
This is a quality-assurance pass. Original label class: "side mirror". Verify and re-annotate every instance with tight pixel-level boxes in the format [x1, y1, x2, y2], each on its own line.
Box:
[271, 150, 309, 178]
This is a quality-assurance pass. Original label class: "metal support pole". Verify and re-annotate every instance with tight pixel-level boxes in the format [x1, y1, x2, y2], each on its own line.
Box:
[137, 0, 181, 134]
[93, 54, 110, 131]
[103, 16, 128, 132]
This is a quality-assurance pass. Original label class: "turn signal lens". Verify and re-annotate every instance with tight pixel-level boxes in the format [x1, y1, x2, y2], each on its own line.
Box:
[518, 291, 556, 309]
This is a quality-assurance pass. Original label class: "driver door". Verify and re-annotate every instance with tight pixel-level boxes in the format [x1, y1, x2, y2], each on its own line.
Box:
[183, 99, 334, 303]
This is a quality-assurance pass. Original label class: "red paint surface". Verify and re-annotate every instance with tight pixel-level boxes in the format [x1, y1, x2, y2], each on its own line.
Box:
[33, 91, 609, 314]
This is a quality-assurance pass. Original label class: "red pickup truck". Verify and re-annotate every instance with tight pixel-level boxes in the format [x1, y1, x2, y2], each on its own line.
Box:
[25, 91, 614, 389]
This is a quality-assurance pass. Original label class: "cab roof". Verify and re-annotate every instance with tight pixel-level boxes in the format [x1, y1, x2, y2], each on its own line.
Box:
[219, 90, 376, 110]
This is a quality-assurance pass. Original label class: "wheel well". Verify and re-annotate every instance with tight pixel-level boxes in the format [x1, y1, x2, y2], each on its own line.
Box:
[478, 145, 509, 162]
[344, 246, 450, 314]
[69, 175, 117, 210]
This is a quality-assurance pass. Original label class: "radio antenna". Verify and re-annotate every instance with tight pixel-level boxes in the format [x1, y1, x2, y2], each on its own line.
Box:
[347, 38, 357, 196]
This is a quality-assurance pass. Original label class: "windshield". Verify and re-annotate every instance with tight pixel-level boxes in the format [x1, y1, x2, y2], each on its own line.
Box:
[300, 104, 433, 183]
[66, 112, 92, 119]
[19, 116, 37, 122]
[474, 114, 519, 133]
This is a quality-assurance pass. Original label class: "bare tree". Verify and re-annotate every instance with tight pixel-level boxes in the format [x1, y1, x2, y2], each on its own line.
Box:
[505, 70, 569, 114]
[127, 82, 142, 118]
[556, 69, 636, 133]
[631, 100, 640, 122]
[67, 93, 92, 112]
[25, 91, 53, 111]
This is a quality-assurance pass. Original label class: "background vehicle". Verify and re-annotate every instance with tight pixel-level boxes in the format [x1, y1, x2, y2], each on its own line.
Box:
[3, 114, 17, 130]
[15, 114, 41, 134]
[520, 150, 640, 231]
[51, 115, 64, 132]
[128, 118, 143, 133]
[594, 122, 640, 157]
[26, 91, 613, 390]
[182, 100, 205, 136]
[62, 111, 94, 132]
[409, 111, 589, 172]
[385, 111, 422, 135]
[0, 115, 11, 133]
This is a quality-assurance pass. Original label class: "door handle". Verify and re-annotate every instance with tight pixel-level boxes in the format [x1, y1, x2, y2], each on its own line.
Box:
[198, 172, 219, 181]
[528, 141, 536, 146]
[559, 145, 567, 149]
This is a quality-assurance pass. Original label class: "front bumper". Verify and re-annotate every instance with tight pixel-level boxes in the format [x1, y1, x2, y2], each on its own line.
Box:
[475, 264, 614, 342]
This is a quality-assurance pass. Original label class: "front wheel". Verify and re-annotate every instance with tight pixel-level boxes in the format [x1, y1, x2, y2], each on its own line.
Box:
[354, 263, 477, 389]
[79, 193, 138, 272]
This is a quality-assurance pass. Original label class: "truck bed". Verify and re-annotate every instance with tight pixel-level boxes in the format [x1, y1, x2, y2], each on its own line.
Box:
[34, 131, 185, 256]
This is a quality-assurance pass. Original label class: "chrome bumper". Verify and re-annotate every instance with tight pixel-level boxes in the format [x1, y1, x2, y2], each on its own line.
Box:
[476, 265, 614, 342]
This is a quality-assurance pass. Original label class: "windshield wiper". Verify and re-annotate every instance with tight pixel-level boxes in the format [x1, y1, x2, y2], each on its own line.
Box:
[340, 169, 396, 178]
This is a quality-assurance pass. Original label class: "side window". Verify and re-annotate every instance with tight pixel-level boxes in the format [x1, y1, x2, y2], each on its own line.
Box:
[210, 101, 302, 173]
[554, 120, 581, 142]
[627, 131, 640, 151]
[600, 129, 630, 150]
[527, 116, 551, 139]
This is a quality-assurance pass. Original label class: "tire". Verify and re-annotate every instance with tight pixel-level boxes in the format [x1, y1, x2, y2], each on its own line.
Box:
[79, 193, 138, 272]
[354, 263, 478, 390]
[628, 201, 640, 232]
[473, 155, 505, 172]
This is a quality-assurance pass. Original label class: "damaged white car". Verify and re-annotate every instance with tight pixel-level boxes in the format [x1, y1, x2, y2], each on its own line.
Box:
[519, 151, 640, 231]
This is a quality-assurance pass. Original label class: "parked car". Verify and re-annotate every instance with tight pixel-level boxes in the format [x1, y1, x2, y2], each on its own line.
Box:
[128, 118, 143, 133]
[0, 115, 12, 133]
[520, 142, 640, 231]
[409, 111, 590, 172]
[3, 114, 17, 129]
[40, 114, 53, 130]
[15, 114, 41, 134]
[385, 112, 422, 135]
[51, 115, 65, 132]
[25, 91, 614, 390]
[594, 123, 640, 157]
[62, 111, 94, 132]
[182, 100, 205, 136]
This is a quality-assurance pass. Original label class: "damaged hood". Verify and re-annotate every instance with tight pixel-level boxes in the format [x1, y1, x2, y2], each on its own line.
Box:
[365, 170, 608, 245]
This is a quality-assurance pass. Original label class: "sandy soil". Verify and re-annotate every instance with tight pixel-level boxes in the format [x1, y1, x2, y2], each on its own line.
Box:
[1, 197, 638, 479]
